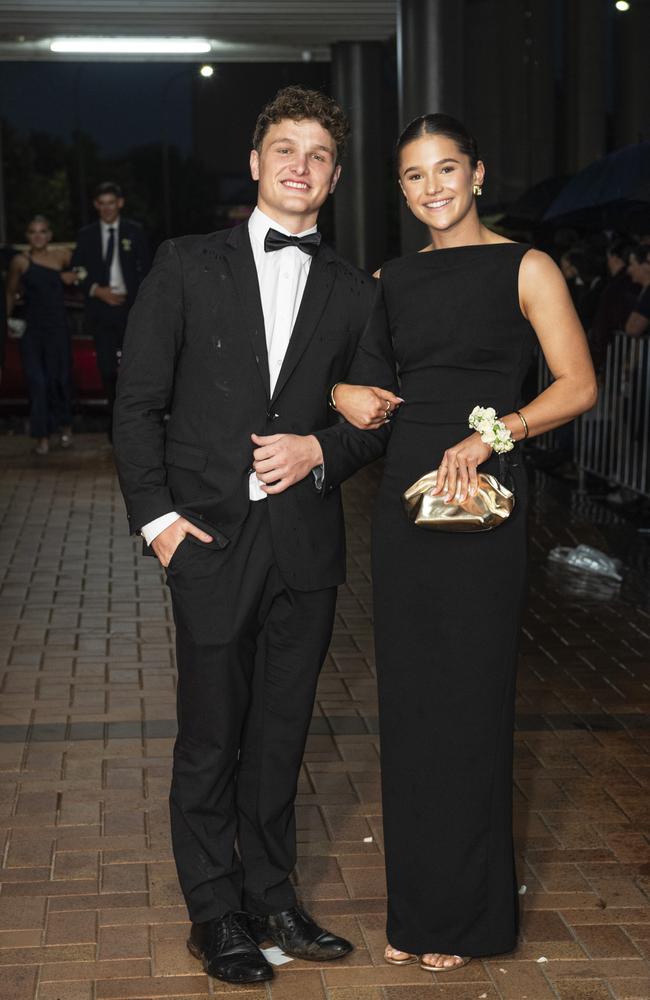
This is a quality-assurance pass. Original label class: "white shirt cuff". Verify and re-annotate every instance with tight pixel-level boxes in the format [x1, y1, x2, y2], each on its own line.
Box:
[141, 511, 181, 545]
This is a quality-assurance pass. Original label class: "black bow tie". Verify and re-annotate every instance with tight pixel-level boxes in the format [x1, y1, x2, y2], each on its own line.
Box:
[264, 228, 322, 256]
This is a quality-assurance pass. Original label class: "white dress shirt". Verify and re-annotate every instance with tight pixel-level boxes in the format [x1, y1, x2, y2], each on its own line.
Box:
[100, 218, 127, 294]
[140, 207, 317, 545]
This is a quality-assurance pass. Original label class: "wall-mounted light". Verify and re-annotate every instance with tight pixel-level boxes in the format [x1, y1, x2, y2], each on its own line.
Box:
[50, 37, 212, 54]
[615, 1, 631, 11]
[199, 64, 214, 78]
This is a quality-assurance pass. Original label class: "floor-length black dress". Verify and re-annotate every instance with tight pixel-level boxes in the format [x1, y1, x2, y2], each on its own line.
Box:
[20, 260, 72, 438]
[367, 244, 536, 957]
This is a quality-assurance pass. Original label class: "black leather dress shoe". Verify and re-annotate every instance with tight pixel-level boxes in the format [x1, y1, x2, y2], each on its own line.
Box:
[248, 905, 353, 961]
[187, 912, 274, 984]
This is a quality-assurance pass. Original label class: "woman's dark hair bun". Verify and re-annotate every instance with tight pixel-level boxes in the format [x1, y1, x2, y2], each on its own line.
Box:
[396, 113, 480, 169]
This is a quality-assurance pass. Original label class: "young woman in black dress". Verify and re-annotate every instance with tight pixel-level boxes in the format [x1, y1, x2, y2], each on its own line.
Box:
[5, 216, 76, 455]
[332, 115, 597, 972]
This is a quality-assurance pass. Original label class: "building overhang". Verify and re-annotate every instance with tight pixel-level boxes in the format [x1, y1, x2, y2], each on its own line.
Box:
[0, 0, 397, 62]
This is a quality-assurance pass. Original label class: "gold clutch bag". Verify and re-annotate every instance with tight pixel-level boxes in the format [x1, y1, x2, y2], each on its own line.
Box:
[402, 470, 515, 532]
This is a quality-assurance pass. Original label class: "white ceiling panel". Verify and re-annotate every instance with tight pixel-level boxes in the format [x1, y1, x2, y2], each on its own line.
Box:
[0, 1, 398, 53]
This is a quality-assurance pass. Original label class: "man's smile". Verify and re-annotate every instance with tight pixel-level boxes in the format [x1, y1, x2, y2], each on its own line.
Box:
[281, 179, 310, 191]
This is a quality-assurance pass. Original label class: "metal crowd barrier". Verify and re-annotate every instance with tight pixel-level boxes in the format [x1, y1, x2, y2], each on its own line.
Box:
[536, 332, 650, 498]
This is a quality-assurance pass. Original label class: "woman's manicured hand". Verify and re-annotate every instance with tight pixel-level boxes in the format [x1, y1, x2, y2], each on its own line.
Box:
[431, 432, 493, 503]
[333, 384, 404, 429]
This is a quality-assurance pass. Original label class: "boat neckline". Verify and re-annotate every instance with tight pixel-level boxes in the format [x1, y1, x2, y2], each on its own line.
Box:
[414, 241, 524, 256]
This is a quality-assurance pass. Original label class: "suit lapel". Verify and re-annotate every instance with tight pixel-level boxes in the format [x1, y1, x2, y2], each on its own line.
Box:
[270, 244, 337, 406]
[224, 224, 271, 399]
[116, 220, 124, 277]
[95, 222, 103, 268]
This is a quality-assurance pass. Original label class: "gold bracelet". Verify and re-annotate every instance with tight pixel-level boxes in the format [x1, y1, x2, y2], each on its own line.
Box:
[515, 409, 529, 439]
[329, 382, 341, 410]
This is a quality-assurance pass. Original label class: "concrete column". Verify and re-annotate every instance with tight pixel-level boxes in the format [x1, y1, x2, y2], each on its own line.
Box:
[463, 0, 503, 205]
[463, 1, 557, 210]
[563, 0, 608, 172]
[613, 0, 650, 149]
[331, 41, 386, 272]
[525, 0, 557, 184]
[397, 0, 465, 252]
[491, 0, 556, 204]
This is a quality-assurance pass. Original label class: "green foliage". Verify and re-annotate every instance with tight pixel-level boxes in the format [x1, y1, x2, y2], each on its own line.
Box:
[2, 122, 225, 249]
[3, 124, 75, 240]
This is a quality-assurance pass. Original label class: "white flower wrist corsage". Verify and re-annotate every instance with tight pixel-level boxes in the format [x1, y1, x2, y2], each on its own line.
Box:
[468, 405, 514, 454]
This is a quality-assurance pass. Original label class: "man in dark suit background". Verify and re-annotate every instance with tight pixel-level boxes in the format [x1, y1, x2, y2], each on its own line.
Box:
[113, 86, 397, 987]
[72, 182, 150, 434]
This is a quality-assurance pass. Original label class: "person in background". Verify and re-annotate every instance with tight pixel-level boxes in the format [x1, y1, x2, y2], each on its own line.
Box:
[5, 215, 76, 455]
[559, 246, 604, 332]
[72, 182, 150, 437]
[555, 246, 602, 468]
[589, 239, 638, 370]
[607, 239, 630, 279]
[625, 243, 650, 337]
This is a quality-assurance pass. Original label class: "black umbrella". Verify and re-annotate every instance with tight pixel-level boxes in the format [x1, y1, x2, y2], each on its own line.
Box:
[544, 142, 650, 230]
[500, 175, 572, 228]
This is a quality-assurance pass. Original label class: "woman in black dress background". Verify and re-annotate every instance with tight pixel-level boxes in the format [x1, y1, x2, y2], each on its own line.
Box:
[333, 116, 597, 972]
[5, 215, 76, 455]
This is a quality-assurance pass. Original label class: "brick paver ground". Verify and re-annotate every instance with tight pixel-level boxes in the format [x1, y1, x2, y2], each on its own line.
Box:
[1, 433, 650, 1000]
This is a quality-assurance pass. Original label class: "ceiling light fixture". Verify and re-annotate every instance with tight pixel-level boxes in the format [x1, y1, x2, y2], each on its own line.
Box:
[199, 64, 215, 78]
[50, 37, 212, 54]
[615, 1, 630, 11]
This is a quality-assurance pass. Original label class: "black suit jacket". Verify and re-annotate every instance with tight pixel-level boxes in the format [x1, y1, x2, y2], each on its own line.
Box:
[71, 218, 151, 312]
[113, 223, 389, 591]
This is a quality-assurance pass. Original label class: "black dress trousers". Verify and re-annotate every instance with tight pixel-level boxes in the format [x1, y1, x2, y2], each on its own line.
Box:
[85, 302, 129, 419]
[166, 501, 337, 922]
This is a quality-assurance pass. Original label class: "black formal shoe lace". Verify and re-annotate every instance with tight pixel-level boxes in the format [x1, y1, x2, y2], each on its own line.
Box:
[251, 905, 353, 961]
[280, 907, 300, 935]
[188, 912, 273, 984]
[209, 911, 257, 954]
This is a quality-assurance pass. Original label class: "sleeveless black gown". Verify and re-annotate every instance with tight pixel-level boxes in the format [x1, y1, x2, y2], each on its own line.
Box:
[365, 244, 536, 957]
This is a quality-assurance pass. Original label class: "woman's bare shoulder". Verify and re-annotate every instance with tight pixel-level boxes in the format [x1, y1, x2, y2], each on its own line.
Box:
[520, 247, 561, 280]
[9, 252, 29, 273]
[54, 246, 72, 266]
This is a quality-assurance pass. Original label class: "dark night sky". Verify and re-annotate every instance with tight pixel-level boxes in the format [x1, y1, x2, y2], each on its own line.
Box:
[0, 61, 193, 154]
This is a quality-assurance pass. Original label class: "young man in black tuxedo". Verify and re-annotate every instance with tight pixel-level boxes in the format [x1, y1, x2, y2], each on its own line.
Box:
[113, 87, 395, 986]
[72, 182, 150, 434]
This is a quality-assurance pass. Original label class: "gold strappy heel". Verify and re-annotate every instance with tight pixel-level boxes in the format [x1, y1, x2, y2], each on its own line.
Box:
[384, 944, 418, 966]
[420, 953, 472, 972]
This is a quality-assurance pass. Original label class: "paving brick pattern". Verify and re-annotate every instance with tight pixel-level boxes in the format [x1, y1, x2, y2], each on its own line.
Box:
[1, 435, 650, 999]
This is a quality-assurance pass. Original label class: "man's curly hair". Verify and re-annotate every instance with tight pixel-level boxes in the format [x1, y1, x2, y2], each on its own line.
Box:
[252, 85, 350, 161]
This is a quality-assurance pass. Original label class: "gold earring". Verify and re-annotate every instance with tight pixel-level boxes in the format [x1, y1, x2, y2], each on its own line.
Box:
[472, 184, 483, 197]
